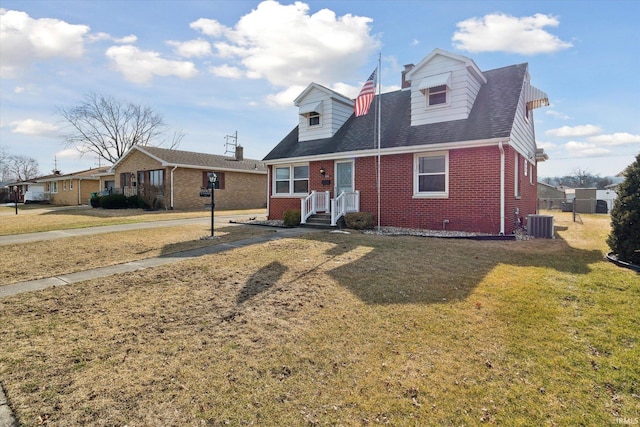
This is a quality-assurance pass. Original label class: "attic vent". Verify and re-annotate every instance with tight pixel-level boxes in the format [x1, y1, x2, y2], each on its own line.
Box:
[527, 214, 554, 238]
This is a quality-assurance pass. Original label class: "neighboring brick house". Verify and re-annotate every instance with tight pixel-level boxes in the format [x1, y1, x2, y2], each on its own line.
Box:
[109, 145, 267, 210]
[38, 166, 111, 205]
[263, 48, 549, 234]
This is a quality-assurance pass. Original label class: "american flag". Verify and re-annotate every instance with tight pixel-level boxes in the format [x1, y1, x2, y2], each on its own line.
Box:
[354, 68, 377, 117]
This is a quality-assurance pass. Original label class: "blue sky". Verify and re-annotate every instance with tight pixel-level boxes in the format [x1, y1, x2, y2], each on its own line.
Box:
[1, 0, 638, 179]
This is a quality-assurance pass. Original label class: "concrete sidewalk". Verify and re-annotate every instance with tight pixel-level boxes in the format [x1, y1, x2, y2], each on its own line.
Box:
[0, 214, 322, 426]
[0, 225, 319, 298]
[0, 214, 252, 246]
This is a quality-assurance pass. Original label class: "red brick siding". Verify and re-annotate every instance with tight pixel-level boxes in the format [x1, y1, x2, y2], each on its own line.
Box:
[267, 145, 539, 234]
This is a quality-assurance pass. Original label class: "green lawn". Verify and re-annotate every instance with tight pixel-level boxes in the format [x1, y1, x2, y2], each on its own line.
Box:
[0, 211, 638, 426]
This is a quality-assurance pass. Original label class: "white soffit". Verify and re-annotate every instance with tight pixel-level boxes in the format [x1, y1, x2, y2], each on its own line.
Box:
[418, 72, 452, 91]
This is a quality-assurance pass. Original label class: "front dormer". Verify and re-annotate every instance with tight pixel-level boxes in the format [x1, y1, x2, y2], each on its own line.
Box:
[405, 48, 487, 126]
[294, 83, 354, 142]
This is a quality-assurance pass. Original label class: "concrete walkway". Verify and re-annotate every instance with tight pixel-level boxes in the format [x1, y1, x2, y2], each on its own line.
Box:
[0, 213, 322, 298]
[0, 213, 324, 426]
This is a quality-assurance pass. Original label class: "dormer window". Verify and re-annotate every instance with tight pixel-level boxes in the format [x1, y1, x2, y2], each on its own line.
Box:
[299, 101, 323, 128]
[308, 111, 320, 127]
[419, 72, 452, 108]
[428, 85, 447, 106]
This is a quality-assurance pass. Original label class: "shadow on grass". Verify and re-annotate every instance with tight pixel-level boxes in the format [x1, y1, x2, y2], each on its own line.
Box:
[237, 261, 287, 304]
[156, 225, 277, 258]
[298, 231, 604, 305]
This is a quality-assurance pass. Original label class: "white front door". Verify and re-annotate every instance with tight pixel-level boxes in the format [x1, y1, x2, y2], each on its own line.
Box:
[335, 160, 354, 196]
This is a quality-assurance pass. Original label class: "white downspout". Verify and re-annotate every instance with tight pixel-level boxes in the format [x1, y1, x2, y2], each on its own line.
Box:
[499, 141, 505, 235]
[170, 166, 178, 209]
[78, 178, 83, 205]
[266, 167, 270, 218]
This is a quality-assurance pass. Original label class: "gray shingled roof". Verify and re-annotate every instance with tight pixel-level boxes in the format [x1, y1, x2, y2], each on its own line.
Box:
[263, 63, 527, 161]
[140, 146, 267, 172]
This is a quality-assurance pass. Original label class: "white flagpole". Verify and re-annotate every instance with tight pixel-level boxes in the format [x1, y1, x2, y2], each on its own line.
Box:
[376, 52, 382, 233]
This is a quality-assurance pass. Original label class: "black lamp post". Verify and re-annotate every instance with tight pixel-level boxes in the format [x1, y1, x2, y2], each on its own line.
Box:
[13, 186, 18, 215]
[208, 172, 217, 237]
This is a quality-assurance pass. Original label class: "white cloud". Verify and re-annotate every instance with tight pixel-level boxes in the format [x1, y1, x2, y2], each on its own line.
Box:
[0, 8, 90, 77]
[10, 119, 59, 136]
[452, 13, 573, 55]
[565, 141, 611, 157]
[537, 141, 559, 150]
[545, 110, 571, 120]
[209, 64, 243, 78]
[55, 148, 84, 159]
[588, 132, 640, 146]
[114, 34, 137, 44]
[265, 85, 307, 107]
[88, 32, 137, 44]
[190, 18, 228, 37]
[105, 45, 198, 83]
[167, 38, 212, 58]
[546, 125, 602, 138]
[195, 1, 379, 106]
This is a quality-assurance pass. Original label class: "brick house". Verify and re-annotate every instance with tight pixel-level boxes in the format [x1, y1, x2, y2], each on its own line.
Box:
[263, 48, 549, 234]
[110, 145, 267, 210]
[38, 166, 111, 205]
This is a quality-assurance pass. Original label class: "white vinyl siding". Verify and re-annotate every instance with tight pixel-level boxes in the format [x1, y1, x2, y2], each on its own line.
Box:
[509, 70, 539, 169]
[297, 86, 353, 142]
[410, 54, 484, 126]
[414, 151, 449, 198]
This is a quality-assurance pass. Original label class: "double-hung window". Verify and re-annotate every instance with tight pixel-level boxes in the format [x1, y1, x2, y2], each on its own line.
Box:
[308, 112, 320, 127]
[428, 84, 447, 106]
[414, 152, 448, 197]
[274, 165, 309, 195]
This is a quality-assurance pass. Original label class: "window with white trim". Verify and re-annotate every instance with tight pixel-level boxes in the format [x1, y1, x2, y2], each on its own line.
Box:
[414, 152, 448, 197]
[51, 181, 58, 194]
[514, 153, 521, 198]
[308, 112, 320, 127]
[274, 164, 309, 195]
[529, 163, 533, 185]
[428, 84, 447, 106]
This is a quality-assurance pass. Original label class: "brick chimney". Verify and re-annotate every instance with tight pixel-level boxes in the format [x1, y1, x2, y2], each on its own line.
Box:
[235, 145, 244, 161]
[401, 64, 414, 89]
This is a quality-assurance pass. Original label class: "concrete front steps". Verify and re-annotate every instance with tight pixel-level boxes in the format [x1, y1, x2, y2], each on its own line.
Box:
[302, 213, 334, 228]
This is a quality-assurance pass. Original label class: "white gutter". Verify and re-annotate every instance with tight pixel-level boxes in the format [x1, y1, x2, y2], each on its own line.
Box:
[170, 166, 178, 209]
[499, 141, 505, 235]
[264, 137, 508, 166]
[266, 167, 270, 218]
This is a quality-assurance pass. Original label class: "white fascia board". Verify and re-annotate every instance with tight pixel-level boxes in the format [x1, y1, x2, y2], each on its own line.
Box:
[264, 137, 511, 165]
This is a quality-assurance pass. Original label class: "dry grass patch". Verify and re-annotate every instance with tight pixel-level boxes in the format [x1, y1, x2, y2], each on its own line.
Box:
[0, 206, 265, 235]
[0, 212, 638, 426]
[0, 224, 274, 285]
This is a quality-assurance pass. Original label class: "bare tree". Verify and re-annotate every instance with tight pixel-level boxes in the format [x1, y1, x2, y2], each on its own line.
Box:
[57, 93, 183, 164]
[5, 155, 40, 181]
[0, 146, 8, 181]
